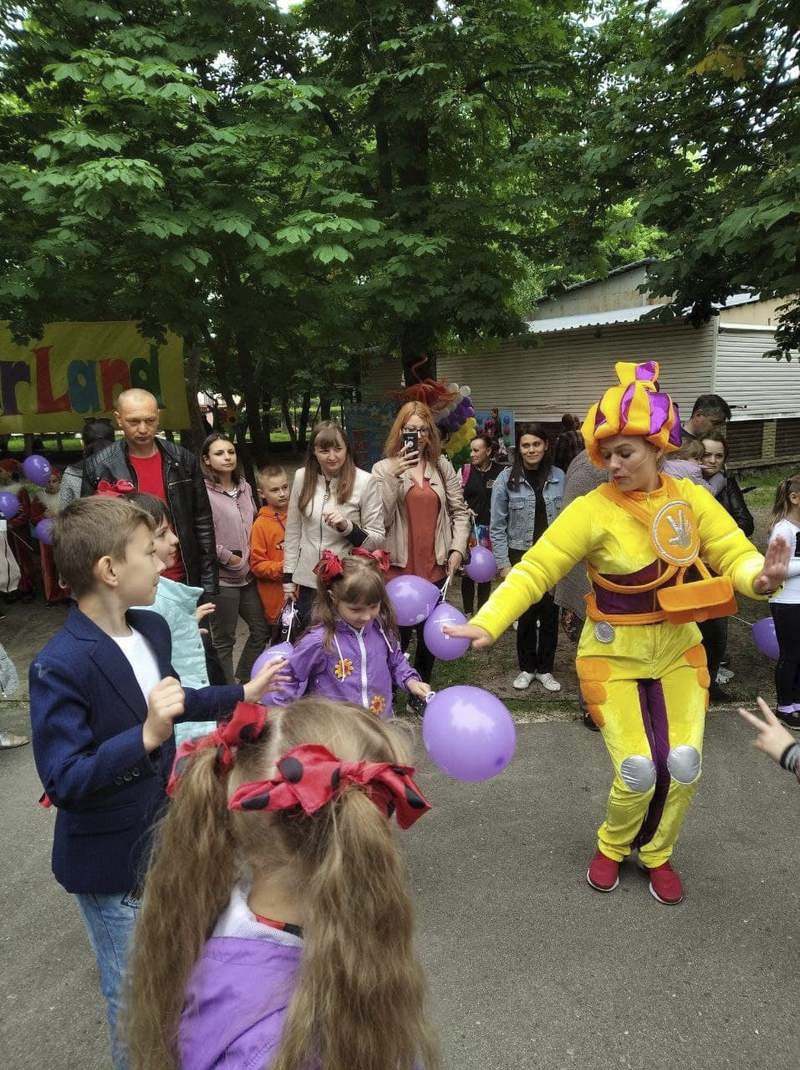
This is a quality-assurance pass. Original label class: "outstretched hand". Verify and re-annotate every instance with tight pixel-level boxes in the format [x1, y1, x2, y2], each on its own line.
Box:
[441, 622, 494, 650]
[737, 697, 794, 763]
[242, 657, 291, 704]
[753, 536, 790, 595]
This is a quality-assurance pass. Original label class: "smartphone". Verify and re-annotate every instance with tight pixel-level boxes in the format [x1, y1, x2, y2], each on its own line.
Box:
[402, 430, 420, 454]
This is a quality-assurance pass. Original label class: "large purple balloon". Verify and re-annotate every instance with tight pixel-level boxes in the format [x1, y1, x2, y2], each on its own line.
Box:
[386, 575, 441, 626]
[0, 491, 20, 520]
[422, 685, 516, 782]
[34, 518, 55, 545]
[22, 454, 52, 487]
[422, 603, 470, 661]
[752, 617, 779, 661]
[464, 545, 497, 583]
[251, 641, 293, 703]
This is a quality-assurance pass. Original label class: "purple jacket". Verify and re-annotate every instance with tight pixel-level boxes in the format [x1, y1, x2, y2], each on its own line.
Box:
[180, 884, 303, 1070]
[274, 618, 419, 718]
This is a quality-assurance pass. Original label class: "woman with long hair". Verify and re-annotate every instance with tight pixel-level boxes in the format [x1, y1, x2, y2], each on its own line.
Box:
[490, 423, 565, 692]
[125, 697, 439, 1070]
[372, 402, 470, 693]
[767, 473, 800, 730]
[283, 421, 384, 628]
[201, 433, 267, 683]
[459, 435, 505, 616]
[446, 361, 789, 905]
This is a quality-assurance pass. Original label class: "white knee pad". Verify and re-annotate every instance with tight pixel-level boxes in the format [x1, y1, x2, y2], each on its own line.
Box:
[667, 745, 702, 785]
[620, 754, 656, 793]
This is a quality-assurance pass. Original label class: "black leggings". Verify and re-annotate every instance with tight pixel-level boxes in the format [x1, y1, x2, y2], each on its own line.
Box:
[461, 576, 492, 616]
[771, 602, 800, 710]
[509, 548, 558, 674]
[698, 617, 728, 690]
[399, 577, 447, 684]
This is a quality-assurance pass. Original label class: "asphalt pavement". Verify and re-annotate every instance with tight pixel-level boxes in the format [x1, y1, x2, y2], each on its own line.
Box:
[2, 707, 798, 1069]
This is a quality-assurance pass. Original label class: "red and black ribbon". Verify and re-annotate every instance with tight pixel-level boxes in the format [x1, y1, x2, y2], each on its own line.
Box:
[166, 701, 268, 797]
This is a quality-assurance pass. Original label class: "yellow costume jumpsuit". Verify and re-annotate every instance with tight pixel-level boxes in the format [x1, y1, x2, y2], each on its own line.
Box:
[471, 474, 764, 868]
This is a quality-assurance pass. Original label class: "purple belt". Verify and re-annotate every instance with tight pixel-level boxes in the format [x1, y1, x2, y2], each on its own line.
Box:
[592, 561, 678, 617]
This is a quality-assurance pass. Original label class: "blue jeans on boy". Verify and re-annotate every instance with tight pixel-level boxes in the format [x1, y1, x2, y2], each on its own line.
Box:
[75, 891, 140, 1069]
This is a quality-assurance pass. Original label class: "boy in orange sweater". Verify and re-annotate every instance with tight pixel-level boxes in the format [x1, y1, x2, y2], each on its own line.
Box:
[250, 464, 290, 642]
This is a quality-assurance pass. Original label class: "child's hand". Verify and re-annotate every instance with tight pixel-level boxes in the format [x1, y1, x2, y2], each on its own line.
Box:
[737, 697, 795, 763]
[442, 622, 494, 650]
[753, 536, 790, 594]
[195, 602, 216, 623]
[242, 657, 291, 704]
[407, 679, 431, 700]
[142, 677, 185, 752]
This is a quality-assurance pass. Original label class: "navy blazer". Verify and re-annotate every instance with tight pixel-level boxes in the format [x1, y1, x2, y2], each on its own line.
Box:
[30, 607, 243, 895]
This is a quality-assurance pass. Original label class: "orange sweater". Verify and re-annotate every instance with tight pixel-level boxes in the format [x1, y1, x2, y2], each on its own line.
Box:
[250, 506, 287, 622]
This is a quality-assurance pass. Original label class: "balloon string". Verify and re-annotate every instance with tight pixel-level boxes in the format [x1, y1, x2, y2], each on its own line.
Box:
[439, 576, 452, 604]
[286, 602, 297, 642]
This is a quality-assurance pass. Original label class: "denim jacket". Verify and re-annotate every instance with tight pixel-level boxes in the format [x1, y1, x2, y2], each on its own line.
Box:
[489, 465, 565, 569]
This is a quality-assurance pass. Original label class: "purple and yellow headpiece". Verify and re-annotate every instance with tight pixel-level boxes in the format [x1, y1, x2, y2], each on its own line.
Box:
[581, 360, 681, 468]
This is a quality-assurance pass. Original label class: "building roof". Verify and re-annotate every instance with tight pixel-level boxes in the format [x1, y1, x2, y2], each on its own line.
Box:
[527, 291, 762, 335]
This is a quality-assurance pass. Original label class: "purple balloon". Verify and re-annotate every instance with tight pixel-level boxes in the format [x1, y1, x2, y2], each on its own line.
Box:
[465, 545, 497, 583]
[386, 575, 441, 626]
[422, 685, 516, 782]
[251, 641, 293, 703]
[422, 602, 470, 661]
[0, 491, 20, 520]
[34, 518, 55, 545]
[752, 617, 779, 661]
[22, 454, 52, 487]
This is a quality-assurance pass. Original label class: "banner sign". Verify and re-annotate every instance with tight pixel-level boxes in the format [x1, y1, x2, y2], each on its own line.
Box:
[343, 402, 397, 470]
[0, 321, 189, 433]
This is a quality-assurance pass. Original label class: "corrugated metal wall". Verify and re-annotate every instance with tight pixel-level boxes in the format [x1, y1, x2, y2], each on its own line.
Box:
[361, 354, 402, 402]
[715, 328, 800, 421]
[438, 321, 716, 423]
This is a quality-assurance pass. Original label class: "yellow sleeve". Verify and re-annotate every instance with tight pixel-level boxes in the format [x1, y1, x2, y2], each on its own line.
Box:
[471, 495, 598, 641]
[685, 480, 765, 598]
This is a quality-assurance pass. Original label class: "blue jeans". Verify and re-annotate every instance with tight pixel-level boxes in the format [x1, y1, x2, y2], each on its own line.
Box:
[75, 891, 140, 1069]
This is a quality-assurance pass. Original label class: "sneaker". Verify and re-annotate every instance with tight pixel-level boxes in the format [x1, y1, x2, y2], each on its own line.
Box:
[534, 672, 561, 692]
[645, 861, 684, 904]
[512, 620, 518, 631]
[512, 671, 534, 690]
[0, 732, 29, 749]
[587, 850, 620, 892]
[716, 667, 734, 684]
[582, 710, 600, 732]
[775, 708, 800, 731]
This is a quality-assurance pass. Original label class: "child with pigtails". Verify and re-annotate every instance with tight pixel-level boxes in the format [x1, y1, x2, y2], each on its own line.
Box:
[125, 696, 439, 1070]
[273, 548, 432, 717]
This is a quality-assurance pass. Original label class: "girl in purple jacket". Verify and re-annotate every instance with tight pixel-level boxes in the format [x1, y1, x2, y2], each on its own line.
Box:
[125, 696, 439, 1070]
[275, 549, 432, 718]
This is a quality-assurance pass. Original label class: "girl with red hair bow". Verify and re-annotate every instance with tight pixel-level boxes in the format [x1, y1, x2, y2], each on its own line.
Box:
[126, 696, 438, 1070]
[272, 549, 431, 718]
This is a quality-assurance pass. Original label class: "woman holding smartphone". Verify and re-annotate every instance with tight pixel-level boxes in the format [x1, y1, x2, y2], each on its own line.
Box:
[372, 402, 470, 696]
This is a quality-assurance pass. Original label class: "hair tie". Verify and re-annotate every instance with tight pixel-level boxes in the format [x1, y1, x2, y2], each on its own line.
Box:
[96, 479, 135, 498]
[313, 549, 345, 586]
[166, 702, 268, 797]
[351, 547, 391, 573]
[228, 743, 431, 829]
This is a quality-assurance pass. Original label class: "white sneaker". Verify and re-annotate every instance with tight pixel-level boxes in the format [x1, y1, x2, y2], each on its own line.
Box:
[534, 672, 561, 692]
[512, 620, 518, 631]
[716, 667, 734, 684]
[513, 671, 534, 690]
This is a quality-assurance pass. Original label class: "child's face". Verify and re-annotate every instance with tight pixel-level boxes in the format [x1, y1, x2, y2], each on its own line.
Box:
[260, 473, 289, 510]
[110, 522, 164, 606]
[46, 472, 61, 494]
[701, 439, 725, 476]
[152, 518, 180, 568]
[334, 597, 381, 630]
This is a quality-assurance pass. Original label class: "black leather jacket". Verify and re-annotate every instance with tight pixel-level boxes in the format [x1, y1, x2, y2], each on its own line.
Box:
[80, 439, 218, 594]
[718, 473, 755, 537]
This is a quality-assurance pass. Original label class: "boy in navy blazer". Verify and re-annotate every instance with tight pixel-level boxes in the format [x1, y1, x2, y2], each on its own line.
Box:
[30, 497, 286, 1068]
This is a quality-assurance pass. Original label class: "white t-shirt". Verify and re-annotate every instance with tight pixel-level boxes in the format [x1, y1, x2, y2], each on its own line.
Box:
[769, 518, 800, 605]
[112, 628, 162, 704]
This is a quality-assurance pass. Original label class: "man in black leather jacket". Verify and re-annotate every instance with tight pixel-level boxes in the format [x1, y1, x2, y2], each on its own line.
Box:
[80, 389, 217, 595]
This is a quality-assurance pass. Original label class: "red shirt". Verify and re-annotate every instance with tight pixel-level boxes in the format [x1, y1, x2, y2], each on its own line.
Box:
[129, 450, 185, 582]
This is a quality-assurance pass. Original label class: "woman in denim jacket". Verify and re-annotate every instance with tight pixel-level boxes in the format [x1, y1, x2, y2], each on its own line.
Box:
[490, 423, 565, 692]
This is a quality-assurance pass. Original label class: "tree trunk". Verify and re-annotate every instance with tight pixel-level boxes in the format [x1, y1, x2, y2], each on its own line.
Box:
[261, 391, 272, 448]
[183, 341, 212, 452]
[235, 336, 268, 463]
[280, 392, 297, 447]
[297, 390, 312, 449]
[319, 394, 332, 421]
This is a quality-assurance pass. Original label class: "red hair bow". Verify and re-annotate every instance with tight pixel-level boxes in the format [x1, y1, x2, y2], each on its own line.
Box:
[352, 547, 391, 573]
[166, 702, 268, 797]
[96, 479, 135, 498]
[228, 743, 431, 830]
[313, 549, 344, 586]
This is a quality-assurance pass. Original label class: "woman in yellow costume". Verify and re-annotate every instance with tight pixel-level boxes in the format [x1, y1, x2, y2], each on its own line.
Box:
[446, 361, 790, 904]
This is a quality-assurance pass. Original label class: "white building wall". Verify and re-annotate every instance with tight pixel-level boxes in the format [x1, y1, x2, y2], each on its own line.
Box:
[438, 321, 716, 424]
[715, 326, 800, 422]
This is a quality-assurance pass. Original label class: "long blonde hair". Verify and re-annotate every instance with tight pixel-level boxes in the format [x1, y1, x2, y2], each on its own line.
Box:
[771, 473, 800, 526]
[125, 698, 439, 1070]
[384, 402, 442, 463]
[313, 554, 398, 649]
[299, 421, 356, 513]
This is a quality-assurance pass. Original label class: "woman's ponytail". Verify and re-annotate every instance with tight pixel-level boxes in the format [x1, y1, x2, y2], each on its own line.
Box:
[771, 474, 800, 527]
[125, 748, 236, 1070]
[273, 788, 439, 1070]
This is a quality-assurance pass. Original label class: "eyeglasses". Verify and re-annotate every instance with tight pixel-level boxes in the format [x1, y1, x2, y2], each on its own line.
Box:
[402, 425, 429, 434]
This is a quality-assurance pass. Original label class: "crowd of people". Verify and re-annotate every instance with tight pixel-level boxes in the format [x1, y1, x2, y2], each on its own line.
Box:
[1, 370, 799, 1067]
